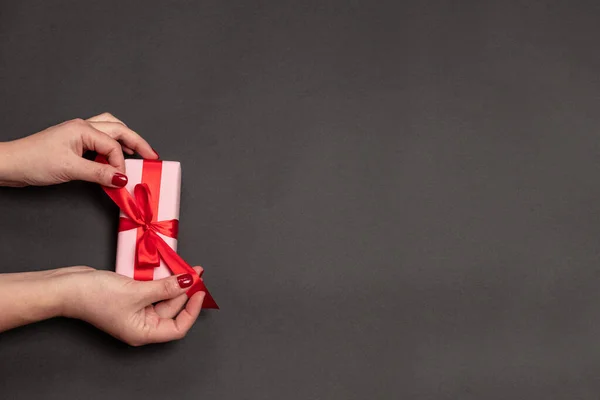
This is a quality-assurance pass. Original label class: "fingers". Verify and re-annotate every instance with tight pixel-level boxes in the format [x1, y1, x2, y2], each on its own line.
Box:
[69, 157, 127, 188]
[147, 292, 205, 344]
[154, 266, 203, 319]
[77, 123, 126, 172]
[88, 121, 157, 160]
[122, 267, 207, 346]
[87, 112, 126, 125]
[154, 293, 188, 319]
[86, 113, 158, 159]
[139, 272, 196, 304]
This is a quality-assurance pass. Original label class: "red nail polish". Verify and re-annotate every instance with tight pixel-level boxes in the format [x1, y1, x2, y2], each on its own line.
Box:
[111, 173, 128, 187]
[177, 274, 193, 288]
[199, 269, 204, 277]
[152, 147, 160, 159]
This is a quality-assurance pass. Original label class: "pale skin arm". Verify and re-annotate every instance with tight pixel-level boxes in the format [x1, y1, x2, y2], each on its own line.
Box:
[0, 112, 158, 187]
[0, 266, 206, 346]
[0, 113, 207, 346]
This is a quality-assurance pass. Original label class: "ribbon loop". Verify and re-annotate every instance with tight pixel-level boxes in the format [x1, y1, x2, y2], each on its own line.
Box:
[134, 183, 154, 224]
[151, 219, 179, 238]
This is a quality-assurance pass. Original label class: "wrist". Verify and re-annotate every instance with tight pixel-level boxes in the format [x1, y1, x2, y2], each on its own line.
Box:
[48, 276, 74, 319]
[52, 275, 76, 319]
[54, 272, 88, 319]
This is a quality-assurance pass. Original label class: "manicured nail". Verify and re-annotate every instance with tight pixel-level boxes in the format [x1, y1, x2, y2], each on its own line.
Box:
[111, 173, 128, 187]
[177, 273, 193, 288]
[152, 147, 160, 159]
[199, 269, 204, 277]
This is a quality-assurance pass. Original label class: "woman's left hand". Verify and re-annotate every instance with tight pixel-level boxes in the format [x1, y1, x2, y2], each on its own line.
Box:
[0, 112, 158, 187]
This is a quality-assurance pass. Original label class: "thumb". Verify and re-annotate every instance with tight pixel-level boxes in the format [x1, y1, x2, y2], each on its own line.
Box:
[70, 157, 128, 188]
[139, 273, 195, 304]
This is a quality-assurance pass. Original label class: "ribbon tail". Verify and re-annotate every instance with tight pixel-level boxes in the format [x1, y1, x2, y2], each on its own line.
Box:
[118, 217, 140, 232]
[154, 237, 219, 309]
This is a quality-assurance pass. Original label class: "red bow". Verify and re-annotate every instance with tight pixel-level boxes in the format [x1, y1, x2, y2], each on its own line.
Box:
[118, 183, 181, 269]
[97, 156, 218, 309]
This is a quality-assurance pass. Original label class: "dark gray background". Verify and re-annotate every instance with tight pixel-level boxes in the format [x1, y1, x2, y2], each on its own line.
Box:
[1, 0, 600, 398]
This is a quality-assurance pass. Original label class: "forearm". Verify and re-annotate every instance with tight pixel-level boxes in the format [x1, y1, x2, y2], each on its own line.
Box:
[0, 140, 26, 187]
[0, 272, 68, 332]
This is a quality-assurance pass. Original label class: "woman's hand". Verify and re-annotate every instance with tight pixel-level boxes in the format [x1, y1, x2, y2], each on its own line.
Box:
[0, 266, 206, 346]
[63, 267, 207, 346]
[0, 113, 158, 187]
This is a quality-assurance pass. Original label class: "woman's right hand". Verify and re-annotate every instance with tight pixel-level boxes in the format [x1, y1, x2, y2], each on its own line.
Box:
[62, 267, 206, 346]
[0, 266, 206, 346]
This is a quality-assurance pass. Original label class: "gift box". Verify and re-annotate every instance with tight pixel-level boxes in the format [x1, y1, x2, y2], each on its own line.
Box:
[97, 156, 218, 309]
[116, 159, 181, 281]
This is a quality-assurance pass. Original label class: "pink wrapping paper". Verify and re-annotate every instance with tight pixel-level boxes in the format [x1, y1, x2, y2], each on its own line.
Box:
[115, 159, 181, 280]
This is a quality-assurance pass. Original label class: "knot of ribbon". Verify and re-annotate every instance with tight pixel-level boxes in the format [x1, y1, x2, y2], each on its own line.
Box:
[118, 183, 180, 270]
[96, 156, 218, 309]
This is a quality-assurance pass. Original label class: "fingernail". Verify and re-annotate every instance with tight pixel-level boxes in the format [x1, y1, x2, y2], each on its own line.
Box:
[152, 147, 160, 159]
[199, 269, 204, 277]
[111, 173, 128, 187]
[177, 273, 193, 288]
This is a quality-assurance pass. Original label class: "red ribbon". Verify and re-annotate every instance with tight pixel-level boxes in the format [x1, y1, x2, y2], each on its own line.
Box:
[97, 156, 218, 309]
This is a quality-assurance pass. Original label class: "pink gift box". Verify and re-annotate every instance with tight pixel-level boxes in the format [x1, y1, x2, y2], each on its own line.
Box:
[115, 159, 181, 280]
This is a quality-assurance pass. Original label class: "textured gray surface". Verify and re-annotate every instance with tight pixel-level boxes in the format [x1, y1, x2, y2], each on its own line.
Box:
[2, 0, 600, 398]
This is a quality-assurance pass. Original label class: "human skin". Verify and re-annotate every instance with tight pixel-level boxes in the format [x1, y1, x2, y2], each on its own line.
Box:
[0, 113, 206, 346]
